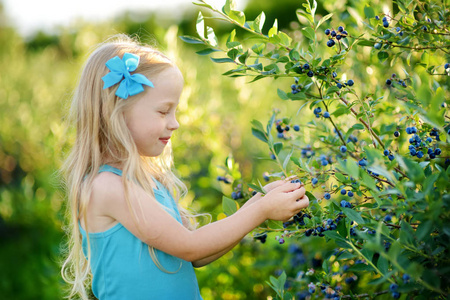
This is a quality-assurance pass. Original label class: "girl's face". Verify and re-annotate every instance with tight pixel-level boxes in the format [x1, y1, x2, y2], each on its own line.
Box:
[124, 66, 183, 157]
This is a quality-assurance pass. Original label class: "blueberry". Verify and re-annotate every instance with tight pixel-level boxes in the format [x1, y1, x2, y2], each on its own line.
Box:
[321, 160, 328, 166]
[279, 238, 285, 244]
[375, 16, 380, 20]
[325, 28, 331, 35]
[383, 149, 389, 156]
[340, 200, 348, 207]
[291, 84, 297, 90]
[417, 151, 424, 158]
[410, 148, 417, 156]
[314, 107, 322, 114]
[338, 26, 344, 32]
[342, 30, 348, 35]
[347, 79, 354, 86]
[337, 82, 343, 89]
[396, 27, 401, 32]
[435, 148, 442, 155]
[411, 126, 417, 133]
[386, 79, 392, 85]
[392, 292, 401, 299]
[276, 124, 284, 133]
[293, 124, 300, 131]
[426, 137, 432, 143]
[384, 215, 392, 222]
[340, 145, 347, 153]
[445, 63, 450, 69]
[336, 34, 342, 40]
[394, 131, 399, 137]
[285, 125, 290, 131]
[323, 112, 330, 118]
[430, 153, 436, 159]
[374, 43, 382, 50]
[303, 63, 310, 70]
[312, 177, 318, 185]
[331, 30, 337, 37]
[382, 16, 387, 22]
[270, 153, 276, 160]
[406, 127, 412, 134]
[327, 39, 336, 47]
[348, 191, 354, 197]
[345, 277, 355, 284]
[332, 71, 337, 78]
[324, 192, 331, 200]
[383, 21, 389, 28]
[358, 159, 367, 166]
[422, 25, 428, 31]
[307, 70, 314, 77]
[277, 132, 284, 138]
[403, 274, 410, 283]
[291, 179, 302, 184]
[390, 283, 398, 292]
[231, 192, 238, 199]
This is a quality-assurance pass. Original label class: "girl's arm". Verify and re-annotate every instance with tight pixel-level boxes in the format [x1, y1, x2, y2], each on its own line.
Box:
[190, 179, 290, 267]
[91, 173, 309, 263]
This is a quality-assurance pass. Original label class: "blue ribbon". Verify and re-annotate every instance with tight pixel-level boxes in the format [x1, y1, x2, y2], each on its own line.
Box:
[102, 53, 154, 99]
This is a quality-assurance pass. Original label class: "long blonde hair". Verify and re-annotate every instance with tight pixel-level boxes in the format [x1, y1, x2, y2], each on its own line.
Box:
[60, 35, 198, 299]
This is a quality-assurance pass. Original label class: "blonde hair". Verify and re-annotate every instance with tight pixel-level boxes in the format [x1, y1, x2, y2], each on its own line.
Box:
[60, 35, 199, 299]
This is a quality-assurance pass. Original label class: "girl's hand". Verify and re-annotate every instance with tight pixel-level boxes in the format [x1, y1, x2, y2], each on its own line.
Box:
[259, 181, 309, 221]
[243, 177, 301, 208]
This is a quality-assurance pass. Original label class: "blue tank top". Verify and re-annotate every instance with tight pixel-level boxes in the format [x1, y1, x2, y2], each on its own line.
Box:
[79, 165, 202, 300]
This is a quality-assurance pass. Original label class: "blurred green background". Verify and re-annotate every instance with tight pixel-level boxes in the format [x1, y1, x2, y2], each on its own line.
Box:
[1, 0, 447, 299]
[0, 1, 306, 299]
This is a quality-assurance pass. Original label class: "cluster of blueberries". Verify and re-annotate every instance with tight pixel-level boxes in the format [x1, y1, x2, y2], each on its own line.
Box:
[385, 73, 407, 87]
[445, 63, 450, 71]
[319, 154, 333, 166]
[402, 126, 443, 159]
[304, 282, 340, 299]
[301, 144, 315, 159]
[276, 119, 300, 139]
[324, 26, 348, 47]
[313, 106, 329, 118]
[375, 15, 390, 28]
[336, 79, 354, 89]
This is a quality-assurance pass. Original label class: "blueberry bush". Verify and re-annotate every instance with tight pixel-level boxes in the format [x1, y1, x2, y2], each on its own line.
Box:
[182, 0, 449, 298]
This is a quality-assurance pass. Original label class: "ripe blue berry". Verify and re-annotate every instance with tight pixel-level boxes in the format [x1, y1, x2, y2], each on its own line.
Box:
[327, 39, 336, 47]
[426, 137, 432, 143]
[312, 177, 318, 185]
[340, 189, 346, 195]
[323, 111, 330, 118]
[348, 191, 354, 197]
[382, 16, 387, 22]
[307, 70, 314, 77]
[321, 159, 328, 166]
[358, 159, 367, 166]
[383, 149, 389, 156]
[332, 71, 337, 78]
[384, 215, 392, 222]
[417, 151, 424, 158]
[331, 30, 337, 37]
[338, 26, 344, 32]
[390, 283, 398, 292]
[340, 145, 347, 153]
[386, 79, 392, 85]
[336, 34, 342, 40]
[324, 192, 331, 200]
[445, 63, 450, 69]
[293, 124, 300, 131]
[303, 63, 310, 70]
[337, 82, 343, 89]
[383, 21, 389, 28]
[435, 148, 442, 155]
[325, 28, 331, 35]
[392, 292, 401, 299]
[402, 274, 410, 283]
[374, 43, 382, 50]
[375, 16, 380, 20]
[347, 79, 354, 86]
[394, 131, 399, 137]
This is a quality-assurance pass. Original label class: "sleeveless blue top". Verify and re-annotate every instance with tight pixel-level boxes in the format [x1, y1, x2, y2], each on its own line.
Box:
[79, 165, 202, 300]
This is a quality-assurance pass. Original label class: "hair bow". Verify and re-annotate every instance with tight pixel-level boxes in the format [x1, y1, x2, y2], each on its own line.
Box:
[102, 53, 154, 99]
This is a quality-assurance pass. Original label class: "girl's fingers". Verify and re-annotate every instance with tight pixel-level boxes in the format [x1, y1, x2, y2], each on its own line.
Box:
[296, 195, 309, 209]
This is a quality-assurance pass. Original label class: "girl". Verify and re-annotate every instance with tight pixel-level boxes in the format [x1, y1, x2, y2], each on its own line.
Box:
[61, 35, 309, 300]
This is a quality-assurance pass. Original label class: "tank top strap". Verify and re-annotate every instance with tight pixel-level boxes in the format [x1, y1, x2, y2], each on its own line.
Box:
[99, 164, 123, 176]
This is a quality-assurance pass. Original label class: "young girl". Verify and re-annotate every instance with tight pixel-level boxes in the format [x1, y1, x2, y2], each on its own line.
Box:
[61, 35, 310, 300]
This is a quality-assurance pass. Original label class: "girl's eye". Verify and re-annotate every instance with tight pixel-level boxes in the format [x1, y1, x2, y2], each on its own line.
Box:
[159, 111, 169, 115]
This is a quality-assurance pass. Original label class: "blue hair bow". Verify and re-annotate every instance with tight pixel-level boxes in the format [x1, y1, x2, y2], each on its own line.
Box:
[102, 53, 154, 99]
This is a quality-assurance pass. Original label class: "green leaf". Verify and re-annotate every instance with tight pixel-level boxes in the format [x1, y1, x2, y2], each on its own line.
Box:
[323, 230, 348, 243]
[196, 12, 205, 39]
[196, 48, 220, 56]
[229, 10, 246, 26]
[252, 127, 268, 143]
[210, 57, 236, 64]
[378, 51, 389, 62]
[278, 31, 292, 47]
[315, 13, 333, 30]
[301, 27, 316, 41]
[222, 0, 236, 14]
[283, 147, 294, 170]
[248, 182, 266, 194]
[377, 255, 389, 274]
[206, 26, 218, 47]
[274, 142, 283, 155]
[238, 50, 250, 64]
[268, 19, 278, 37]
[326, 86, 340, 95]
[179, 35, 205, 44]
[251, 43, 265, 55]
[363, 5, 375, 19]
[342, 207, 365, 224]
[222, 196, 238, 216]
[254, 12, 266, 33]
[277, 88, 289, 100]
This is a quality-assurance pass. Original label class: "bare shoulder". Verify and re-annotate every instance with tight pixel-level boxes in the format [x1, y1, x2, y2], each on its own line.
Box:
[90, 172, 125, 207]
